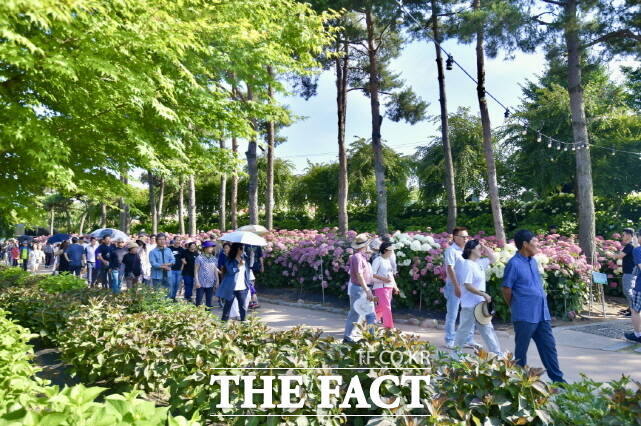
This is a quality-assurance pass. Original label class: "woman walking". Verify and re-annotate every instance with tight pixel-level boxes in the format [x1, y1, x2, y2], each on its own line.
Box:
[28, 243, 45, 273]
[453, 239, 502, 355]
[194, 241, 219, 309]
[137, 240, 152, 286]
[217, 242, 250, 322]
[342, 233, 376, 344]
[372, 242, 400, 329]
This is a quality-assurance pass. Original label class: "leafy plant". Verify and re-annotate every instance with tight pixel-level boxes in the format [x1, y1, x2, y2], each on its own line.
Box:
[38, 273, 87, 294]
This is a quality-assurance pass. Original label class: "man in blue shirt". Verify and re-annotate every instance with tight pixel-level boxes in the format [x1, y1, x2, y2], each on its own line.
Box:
[64, 237, 86, 277]
[625, 231, 641, 343]
[502, 230, 565, 383]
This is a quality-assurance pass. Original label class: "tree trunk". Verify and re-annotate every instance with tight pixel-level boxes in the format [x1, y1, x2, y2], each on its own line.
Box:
[178, 176, 185, 234]
[365, 7, 388, 236]
[564, 0, 596, 262]
[336, 37, 349, 235]
[148, 171, 158, 234]
[118, 173, 129, 233]
[266, 69, 276, 230]
[473, 0, 505, 242]
[219, 140, 227, 231]
[50, 209, 55, 234]
[432, 0, 457, 233]
[78, 209, 87, 235]
[188, 174, 196, 235]
[157, 177, 165, 222]
[231, 136, 239, 230]
[100, 203, 107, 228]
[246, 85, 259, 225]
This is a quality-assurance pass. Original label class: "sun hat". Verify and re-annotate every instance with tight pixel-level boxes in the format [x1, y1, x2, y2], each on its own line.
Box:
[202, 240, 216, 248]
[474, 301, 495, 325]
[127, 241, 138, 249]
[351, 233, 371, 249]
[369, 238, 382, 251]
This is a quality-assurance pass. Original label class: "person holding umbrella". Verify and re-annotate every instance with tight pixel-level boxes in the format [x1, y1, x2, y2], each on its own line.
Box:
[217, 242, 250, 321]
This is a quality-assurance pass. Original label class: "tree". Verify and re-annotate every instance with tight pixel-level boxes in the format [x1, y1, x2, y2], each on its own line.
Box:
[525, 0, 641, 260]
[346, 1, 428, 235]
[231, 137, 239, 230]
[178, 176, 186, 234]
[415, 108, 495, 203]
[504, 63, 641, 198]
[219, 140, 227, 231]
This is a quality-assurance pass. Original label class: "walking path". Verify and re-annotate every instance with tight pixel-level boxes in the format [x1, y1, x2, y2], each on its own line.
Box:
[253, 300, 641, 384]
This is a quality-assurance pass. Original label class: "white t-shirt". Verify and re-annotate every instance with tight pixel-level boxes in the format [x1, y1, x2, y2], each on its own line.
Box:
[371, 256, 396, 289]
[443, 243, 463, 284]
[234, 263, 247, 290]
[455, 257, 491, 308]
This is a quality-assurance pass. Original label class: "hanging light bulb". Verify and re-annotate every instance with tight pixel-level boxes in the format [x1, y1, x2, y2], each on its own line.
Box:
[572, 145, 576, 151]
[536, 132, 542, 143]
[556, 143, 561, 150]
[446, 55, 454, 70]
[611, 150, 616, 156]
[563, 145, 568, 152]
[395, 16, 404, 25]
[521, 129, 528, 136]
[547, 139, 552, 148]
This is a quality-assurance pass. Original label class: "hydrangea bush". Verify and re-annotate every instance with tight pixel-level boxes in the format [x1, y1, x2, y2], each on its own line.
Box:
[258, 229, 615, 320]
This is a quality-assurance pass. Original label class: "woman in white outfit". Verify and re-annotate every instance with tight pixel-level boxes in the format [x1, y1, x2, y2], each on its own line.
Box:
[453, 239, 502, 355]
[28, 243, 45, 273]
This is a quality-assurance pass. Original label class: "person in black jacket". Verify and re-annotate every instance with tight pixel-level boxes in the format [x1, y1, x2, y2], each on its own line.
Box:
[122, 242, 142, 290]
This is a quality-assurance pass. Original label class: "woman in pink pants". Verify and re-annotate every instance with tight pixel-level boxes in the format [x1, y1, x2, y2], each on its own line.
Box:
[372, 242, 400, 328]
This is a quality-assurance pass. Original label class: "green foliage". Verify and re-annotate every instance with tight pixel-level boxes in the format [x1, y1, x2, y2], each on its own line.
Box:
[0, 309, 199, 425]
[37, 273, 87, 294]
[550, 375, 641, 425]
[0, 267, 30, 289]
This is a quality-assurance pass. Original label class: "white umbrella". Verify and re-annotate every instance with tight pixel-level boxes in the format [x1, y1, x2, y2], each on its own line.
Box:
[89, 228, 130, 242]
[236, 224, 269, 235]
[219, 231, 267, 246]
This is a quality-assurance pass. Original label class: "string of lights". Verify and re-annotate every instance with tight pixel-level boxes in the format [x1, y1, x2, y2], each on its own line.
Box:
[394, 0, 641, 159]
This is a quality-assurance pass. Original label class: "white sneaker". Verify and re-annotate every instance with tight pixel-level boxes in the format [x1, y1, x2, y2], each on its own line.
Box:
[444, 342, 455, 349]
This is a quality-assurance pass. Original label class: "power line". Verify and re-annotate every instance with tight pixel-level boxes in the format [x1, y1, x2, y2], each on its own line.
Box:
[394, 0, 641, 158]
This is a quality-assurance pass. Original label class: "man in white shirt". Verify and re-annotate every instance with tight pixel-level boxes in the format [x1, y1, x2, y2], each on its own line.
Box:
[443, 226, 477, 349]
[85, 237, 98, 286]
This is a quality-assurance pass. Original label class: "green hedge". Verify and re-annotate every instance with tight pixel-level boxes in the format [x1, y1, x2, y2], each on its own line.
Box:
[1, 273, 641, 424]
[0, 307, 199, 425]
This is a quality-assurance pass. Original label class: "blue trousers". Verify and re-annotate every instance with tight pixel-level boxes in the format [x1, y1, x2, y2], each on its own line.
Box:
[183, 275, 194, 301]
[343, 284, 376, 342]
[109, 269, 122, 294]
[168, 270, 182, 299]
[513, 320, 565, 383]
[221, 289, 248, 321]
[444, 282, 474, 345]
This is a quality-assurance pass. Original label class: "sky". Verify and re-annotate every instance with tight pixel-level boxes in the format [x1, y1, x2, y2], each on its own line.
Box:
[263, 39, 549, 173]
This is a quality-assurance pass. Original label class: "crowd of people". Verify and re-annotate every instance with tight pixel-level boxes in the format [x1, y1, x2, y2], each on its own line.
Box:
[0, 233, 263, 320]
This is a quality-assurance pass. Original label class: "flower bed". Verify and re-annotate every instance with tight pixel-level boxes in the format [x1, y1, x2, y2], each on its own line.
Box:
[258, 229, 605, 320]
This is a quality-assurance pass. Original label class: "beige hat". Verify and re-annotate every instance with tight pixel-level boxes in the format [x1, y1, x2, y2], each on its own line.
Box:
[474, 301, 495, 325]
[351, 233, 371, 249]
[127, 241, 139, 249]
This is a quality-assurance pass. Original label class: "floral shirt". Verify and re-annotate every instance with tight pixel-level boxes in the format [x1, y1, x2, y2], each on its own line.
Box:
[196, 254, 219, 288]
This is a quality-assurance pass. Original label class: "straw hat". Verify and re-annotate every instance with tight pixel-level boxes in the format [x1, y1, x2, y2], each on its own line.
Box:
[474, 301, 495, 325]
[127, 241, 139, 249]
[351, 233, 371, 249]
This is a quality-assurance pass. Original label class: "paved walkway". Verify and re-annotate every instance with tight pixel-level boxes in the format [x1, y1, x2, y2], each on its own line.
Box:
[253, 300, 641, 384]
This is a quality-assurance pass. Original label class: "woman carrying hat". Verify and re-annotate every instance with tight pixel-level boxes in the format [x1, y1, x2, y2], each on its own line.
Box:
[372, 241, 400, 329]
[453, 239, 502, 355]
[194, 241, 220, 309]
[342, 233, 376, 344]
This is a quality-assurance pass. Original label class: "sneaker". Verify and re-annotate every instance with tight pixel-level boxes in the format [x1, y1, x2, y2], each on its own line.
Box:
[465, 341, 482, 350]
[342, 338, 356, 345]
[624, 332, 641, 343]
[444, 341, 455, 349]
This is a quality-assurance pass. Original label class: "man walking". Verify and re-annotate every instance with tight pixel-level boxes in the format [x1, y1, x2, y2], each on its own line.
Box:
[85, 237, 98, 286]
[95, 236, 113, 289]
[108, 239, 128, 294]
[625, 230, 641, 343]
[617, 228, 636, 316]
[43, 243, 54, 268]
[502, 230, 565, 383]
[168, 239, 184, 300]
[149, 234, 174, 290]
[443, 226, 476, 349]
[65, 237, 85, 277]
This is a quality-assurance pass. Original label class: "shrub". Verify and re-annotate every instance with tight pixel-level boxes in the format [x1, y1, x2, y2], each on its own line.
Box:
[37, 272, 87, 294]
[0, 267, 30, 289]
